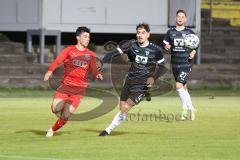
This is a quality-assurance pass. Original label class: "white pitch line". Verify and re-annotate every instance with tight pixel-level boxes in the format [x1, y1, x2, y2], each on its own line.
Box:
[0, 155, 80, 160]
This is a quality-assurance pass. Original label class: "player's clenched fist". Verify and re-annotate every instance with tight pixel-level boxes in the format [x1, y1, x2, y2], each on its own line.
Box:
[146, 77, 154, 87]
[96, 73, 103, 80]
[164, 44, 171, 51]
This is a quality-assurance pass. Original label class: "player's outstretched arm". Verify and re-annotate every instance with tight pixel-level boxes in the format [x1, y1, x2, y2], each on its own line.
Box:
[102, 39, 134, 63]
[89, 56, 104, 81]
[43, 47, 69, 81]
[102, 48, 123, 63]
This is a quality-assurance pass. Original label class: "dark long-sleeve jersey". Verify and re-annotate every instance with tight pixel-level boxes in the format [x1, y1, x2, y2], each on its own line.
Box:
[103, 40, 165, 85]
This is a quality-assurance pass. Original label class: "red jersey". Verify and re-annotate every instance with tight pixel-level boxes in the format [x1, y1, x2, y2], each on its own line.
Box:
[48, 45, 99, 88]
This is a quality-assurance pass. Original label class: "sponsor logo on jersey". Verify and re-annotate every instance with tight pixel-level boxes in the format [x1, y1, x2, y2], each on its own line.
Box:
[174, 38, 184, 47]
[73, 60, 88, 68]
[135, 55, 148, 64]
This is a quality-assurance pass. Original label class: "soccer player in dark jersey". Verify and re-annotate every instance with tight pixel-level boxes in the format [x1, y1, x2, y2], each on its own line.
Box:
[163, 10, 196, 120]
[44, 26, 103, 137]
[99, 23, 165, 136]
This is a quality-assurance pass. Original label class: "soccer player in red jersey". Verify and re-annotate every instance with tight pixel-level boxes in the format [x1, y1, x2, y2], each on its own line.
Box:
[44, 26, 103, 137]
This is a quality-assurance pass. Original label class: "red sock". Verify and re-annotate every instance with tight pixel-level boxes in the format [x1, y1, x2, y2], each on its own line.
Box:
[52, 118, 68, 132]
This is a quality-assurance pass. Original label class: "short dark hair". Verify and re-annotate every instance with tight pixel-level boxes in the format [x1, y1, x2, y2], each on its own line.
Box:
[176, 9, 187, 16]
[136, 23, 150, 32]
[76, 26, 90, 36]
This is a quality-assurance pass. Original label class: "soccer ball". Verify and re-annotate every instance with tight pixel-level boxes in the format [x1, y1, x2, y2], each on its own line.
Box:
[184, 34, 200, 49]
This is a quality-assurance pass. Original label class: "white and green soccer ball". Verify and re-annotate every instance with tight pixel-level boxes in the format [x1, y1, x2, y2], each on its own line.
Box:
[184, 34, 200, 49]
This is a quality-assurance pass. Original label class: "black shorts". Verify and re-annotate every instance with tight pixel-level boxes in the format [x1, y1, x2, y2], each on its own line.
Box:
[120, 82, 148, 105]
[172, 67, 192, 84]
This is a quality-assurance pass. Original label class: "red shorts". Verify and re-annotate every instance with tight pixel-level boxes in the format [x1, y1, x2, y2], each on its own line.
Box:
[53, 91, 84, 108]
[53, 84, 86, 108]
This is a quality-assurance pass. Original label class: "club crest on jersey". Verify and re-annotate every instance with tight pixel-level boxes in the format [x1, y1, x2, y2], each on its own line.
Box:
[84, 54, 91, 59]
[145, 51, 150, 55]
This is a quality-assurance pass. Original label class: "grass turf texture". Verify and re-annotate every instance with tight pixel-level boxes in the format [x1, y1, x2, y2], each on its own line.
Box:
[0, 86, 240, 97]
[0, 91, 239, 160]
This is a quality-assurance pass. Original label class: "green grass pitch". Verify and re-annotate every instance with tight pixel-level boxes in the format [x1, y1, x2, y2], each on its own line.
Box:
[0, 95, 239, 160]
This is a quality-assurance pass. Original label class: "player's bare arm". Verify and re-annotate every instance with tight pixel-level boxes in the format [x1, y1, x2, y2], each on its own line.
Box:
[189, 50, 196, 59]
[44, 71, 53, 81]
[43, 47, 70, 82]
[102, 48, 123, 63]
